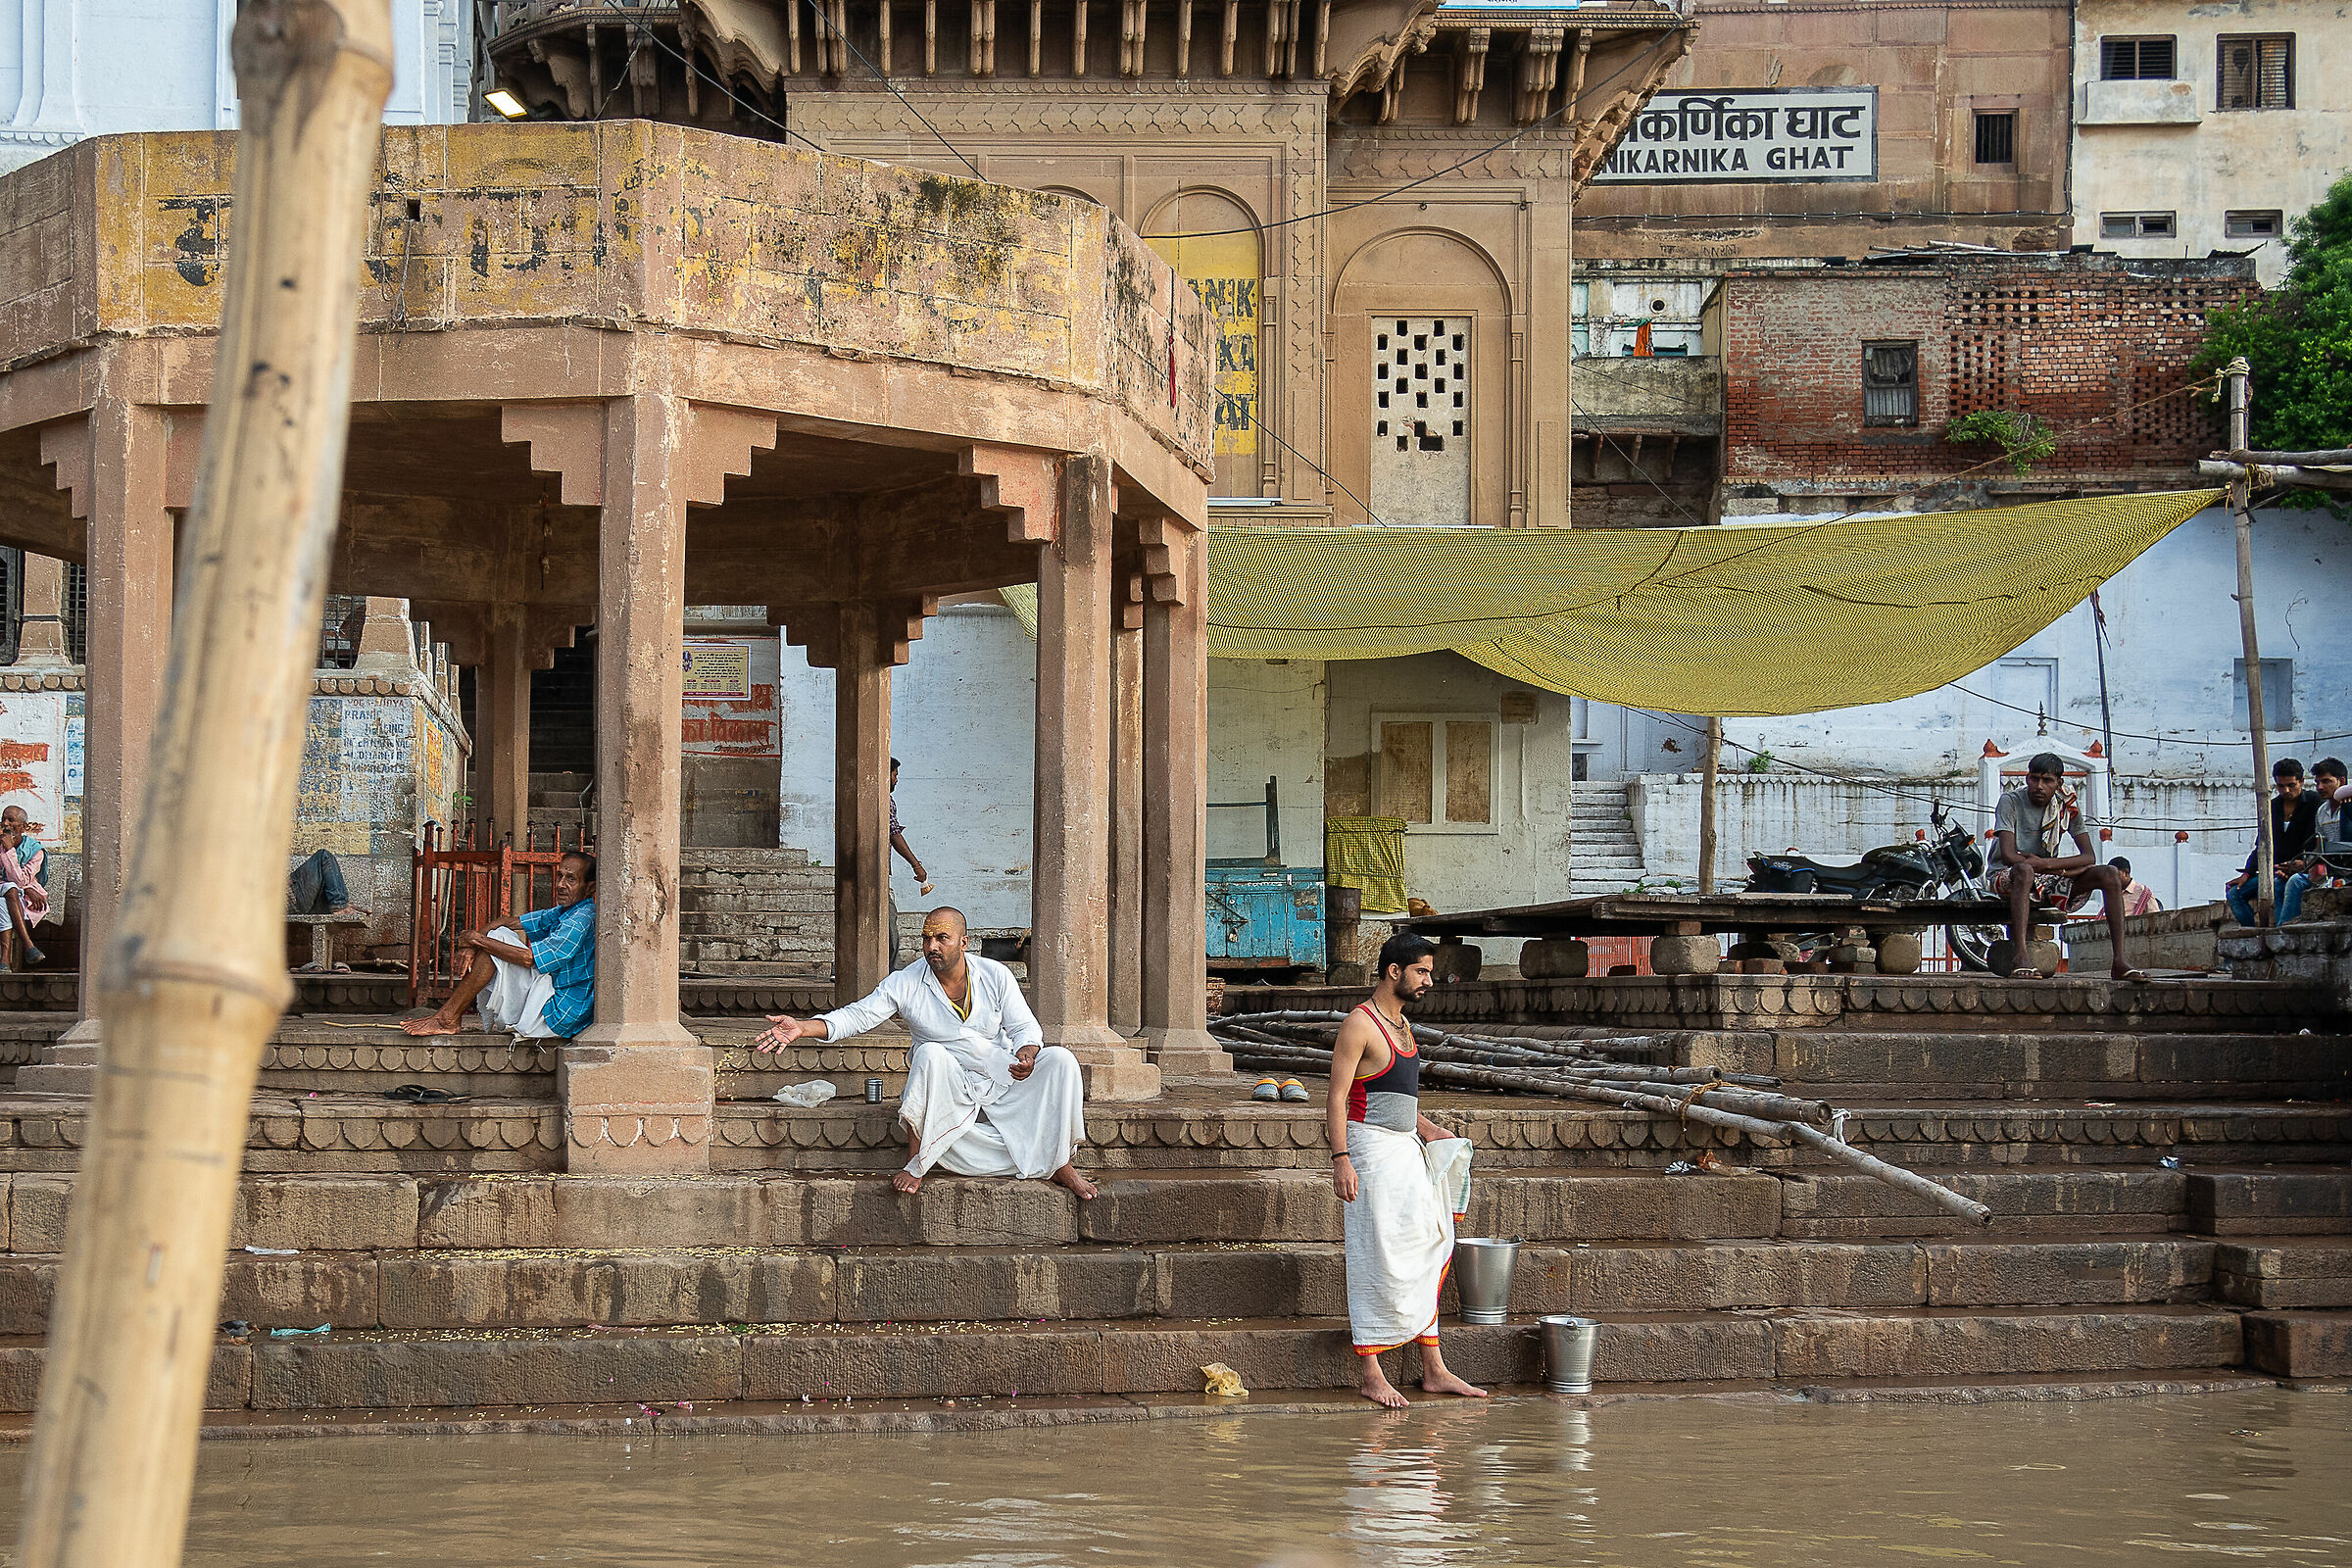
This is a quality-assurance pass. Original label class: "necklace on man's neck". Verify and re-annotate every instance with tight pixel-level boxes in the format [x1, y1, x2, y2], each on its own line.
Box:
[1374, 995, 1408, 1030]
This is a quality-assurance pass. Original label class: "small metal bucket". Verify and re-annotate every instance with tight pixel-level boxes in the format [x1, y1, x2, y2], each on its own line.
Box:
[1540, 1315, 1597, 1395]
[1453, 1238, 1519, 1325]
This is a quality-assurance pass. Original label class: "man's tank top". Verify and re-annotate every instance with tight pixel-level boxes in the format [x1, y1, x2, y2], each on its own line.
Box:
[1346, 1003, 1421, 1133]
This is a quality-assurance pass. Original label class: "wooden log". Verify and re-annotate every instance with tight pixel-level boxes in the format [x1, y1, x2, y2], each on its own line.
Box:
[18, 1, 393, 1563]
[2219, 446, 2352, 466]
[1788, 1123, 1992, 1227]
[2198, 459, 2352, 493]
[1698, 716, 1721, 895]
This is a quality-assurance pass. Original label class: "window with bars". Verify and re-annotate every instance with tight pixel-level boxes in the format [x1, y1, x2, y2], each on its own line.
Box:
[2099, 36, 2176, 79]
[2218, 35, 2292, 110]
[2100, 212, 2178, 238]
[1973, 110, 2016, 166]
[63, 562, 85, 664]
[318, 594, 366, 670]
[0, 549, 17, 666]
[2225, 211, 2283, 239]
[1863, 342, 1919, 427]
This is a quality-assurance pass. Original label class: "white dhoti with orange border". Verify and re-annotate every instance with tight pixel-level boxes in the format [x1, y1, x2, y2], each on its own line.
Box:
[1343, 1123, 1474, 1354]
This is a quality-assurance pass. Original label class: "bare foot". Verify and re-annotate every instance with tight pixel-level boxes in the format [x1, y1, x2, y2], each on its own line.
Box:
[400, 1014, 464, 1036]
[331, 906, 371, 920]
[1358, 1365, 1410, 1409]
[892, 1167, 923, 1195]
[1421, 1369, 1489, 1398]
[1051, 1163, 1099, 1200]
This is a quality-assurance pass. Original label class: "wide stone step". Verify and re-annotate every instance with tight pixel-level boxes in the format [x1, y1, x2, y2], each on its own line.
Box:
[2188, 1169, 2352, 1235]
[1691, 1030, 2352, 1101]
[0, 1238, 2245, 1337]
[2240, 1309, 2352, 1377]
[0, 1303, 2251, 1413]
[2213, 1241, 2352, 1308]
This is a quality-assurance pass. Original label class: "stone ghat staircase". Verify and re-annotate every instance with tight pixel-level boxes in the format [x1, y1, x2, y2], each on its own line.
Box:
[678, 849, 838, 975]
[0, 992, 2341, 1426]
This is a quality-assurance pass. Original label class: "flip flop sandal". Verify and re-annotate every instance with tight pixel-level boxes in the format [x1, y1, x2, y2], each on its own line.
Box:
[2008, 967, 2043, 980]
[382, 1084, 470, 1104]
[1250, 1077, 1282, 1102]
[1278, 1078, 1310, 1103]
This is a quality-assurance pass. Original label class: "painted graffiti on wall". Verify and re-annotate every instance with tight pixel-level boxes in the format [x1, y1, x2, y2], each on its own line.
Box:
[1149, 219, 1261, 474]
[0, 694, 69, 847]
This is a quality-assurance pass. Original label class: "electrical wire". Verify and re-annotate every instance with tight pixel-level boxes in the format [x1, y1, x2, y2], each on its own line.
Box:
[643, 29, 829, 151]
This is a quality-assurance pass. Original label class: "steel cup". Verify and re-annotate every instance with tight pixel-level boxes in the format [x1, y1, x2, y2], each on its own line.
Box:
[865, 1077, 885, 1103]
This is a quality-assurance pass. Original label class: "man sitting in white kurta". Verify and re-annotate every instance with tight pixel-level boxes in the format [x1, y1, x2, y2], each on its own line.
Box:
[753, 907, 1097, 1199]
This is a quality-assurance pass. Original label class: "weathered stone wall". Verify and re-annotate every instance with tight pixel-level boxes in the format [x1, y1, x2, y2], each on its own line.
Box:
[0, 124, 1211, 476]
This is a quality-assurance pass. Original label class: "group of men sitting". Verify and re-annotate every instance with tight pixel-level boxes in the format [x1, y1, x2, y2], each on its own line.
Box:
[2223, 757, 2352, 927]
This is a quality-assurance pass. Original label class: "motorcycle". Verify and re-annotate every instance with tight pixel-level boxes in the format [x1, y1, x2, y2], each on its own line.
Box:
[1743, 801, 2003, 970]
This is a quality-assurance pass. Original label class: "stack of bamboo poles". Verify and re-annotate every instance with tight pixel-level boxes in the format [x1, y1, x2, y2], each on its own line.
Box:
[1214, 1010, 1992, 1228]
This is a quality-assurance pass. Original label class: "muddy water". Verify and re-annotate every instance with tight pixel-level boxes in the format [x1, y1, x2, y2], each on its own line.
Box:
[1, 1389, 2345, 1566]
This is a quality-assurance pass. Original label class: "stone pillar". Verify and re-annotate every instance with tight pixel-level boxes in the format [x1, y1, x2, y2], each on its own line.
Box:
[351, 596, 415, 676]
[14, 554, 70, 666]
[561, 393, 711, 1174]
[833, 601, 892, 1005]
[1107, 601, 1144, 1036]
[1032, 455, 1156, 1098]
[1142, 522, 1227, 1070]
[479, 610, 533, 843]
[36, 404, 174, 1086]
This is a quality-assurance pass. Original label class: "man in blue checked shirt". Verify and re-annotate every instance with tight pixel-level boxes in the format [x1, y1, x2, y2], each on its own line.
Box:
[402, 851, 596, 1039]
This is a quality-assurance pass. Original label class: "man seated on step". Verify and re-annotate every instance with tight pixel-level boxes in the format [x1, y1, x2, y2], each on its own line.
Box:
[1988, 753, 2137, 981]
[401, 851, 596, 1039]
[751, 906, 1096, 1200]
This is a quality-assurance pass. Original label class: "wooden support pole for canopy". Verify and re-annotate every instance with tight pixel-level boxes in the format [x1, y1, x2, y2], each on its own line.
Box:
[17, 0, 392, 1562]
[1697, 716, 1721, 895]
[2225, 358, 2275, 927]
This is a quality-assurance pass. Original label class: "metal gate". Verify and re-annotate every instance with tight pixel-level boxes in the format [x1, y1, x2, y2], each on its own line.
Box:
[408, 823, 590, 1005]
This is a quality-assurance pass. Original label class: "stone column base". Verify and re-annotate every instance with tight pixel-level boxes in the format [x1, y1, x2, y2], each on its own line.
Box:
[1058, 1043, 1161, 1102]
[558, 1042, 714, 1174]
[1140, 1027, 1233, 1075]
[17, 1039, 99, 1095]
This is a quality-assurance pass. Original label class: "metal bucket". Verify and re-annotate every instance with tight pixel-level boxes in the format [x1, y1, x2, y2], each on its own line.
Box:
[1453, 1238, 1519, 1325]
[1540, 1315, 1597, 1395]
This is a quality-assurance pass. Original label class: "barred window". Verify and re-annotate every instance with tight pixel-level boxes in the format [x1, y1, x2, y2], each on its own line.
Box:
[2225, 211, 2283, 239]
[1863, 341, 1919, 427]
[2099, 36, 2176, 79]
[63, 562, 85, 664]
[2218, 35, 2292, 110]
[0, 549, 17, 665]
[318, 594, 366, 670]
[1973, 110, 2016, 166]
[2100, 212, 2177, 238]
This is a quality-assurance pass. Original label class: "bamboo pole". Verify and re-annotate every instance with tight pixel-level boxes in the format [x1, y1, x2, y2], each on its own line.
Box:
[19, 2, 392, 1563]
[2197, 459, 2352, 493]
[2224, 359, 2275, 928]
[1697, 716, 1721, 895]
[1789, 1124, 1991, 1227]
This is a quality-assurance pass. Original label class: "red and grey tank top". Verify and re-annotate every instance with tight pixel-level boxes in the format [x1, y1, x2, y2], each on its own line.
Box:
[1346, 1003, 1421, 1133]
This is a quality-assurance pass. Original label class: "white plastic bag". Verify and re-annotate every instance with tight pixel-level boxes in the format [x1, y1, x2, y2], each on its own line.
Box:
[770, 1079, 838, 1108]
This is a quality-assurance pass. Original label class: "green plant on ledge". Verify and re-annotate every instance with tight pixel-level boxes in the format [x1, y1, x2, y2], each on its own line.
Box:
[1945, 410, 2059, 477]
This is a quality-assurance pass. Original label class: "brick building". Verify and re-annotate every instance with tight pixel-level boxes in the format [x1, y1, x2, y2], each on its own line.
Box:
[1718, 251, 2257, 514]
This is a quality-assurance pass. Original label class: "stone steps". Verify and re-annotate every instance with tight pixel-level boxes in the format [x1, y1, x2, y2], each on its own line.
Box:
[0, 1235, 2279, 1336]
[1690, 1029, 2352, 1102]
[0, 1303, 2266, 1415]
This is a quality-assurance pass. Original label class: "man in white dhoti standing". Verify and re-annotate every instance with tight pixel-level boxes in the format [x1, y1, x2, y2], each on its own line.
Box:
[1330, 932, 1484, 1408]
[754, 907, 1096, 1199]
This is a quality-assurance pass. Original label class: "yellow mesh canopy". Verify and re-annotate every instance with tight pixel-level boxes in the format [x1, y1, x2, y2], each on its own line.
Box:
[1002, 490, 2215, 715]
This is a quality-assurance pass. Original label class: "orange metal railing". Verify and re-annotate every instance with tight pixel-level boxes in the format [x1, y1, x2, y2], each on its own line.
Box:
[408, 822, 592, 1005]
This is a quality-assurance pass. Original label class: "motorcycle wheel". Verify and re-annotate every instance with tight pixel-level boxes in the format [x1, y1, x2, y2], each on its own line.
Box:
[1945, 921, 2001, 972]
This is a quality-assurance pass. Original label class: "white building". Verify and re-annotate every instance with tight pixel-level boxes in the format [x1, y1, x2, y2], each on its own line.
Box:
[0, 0, 471, 175]
[2071, 0, 2350, 287]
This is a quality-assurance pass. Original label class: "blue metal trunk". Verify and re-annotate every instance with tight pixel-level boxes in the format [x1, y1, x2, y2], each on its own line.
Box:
[1205, 863, 1327, 969]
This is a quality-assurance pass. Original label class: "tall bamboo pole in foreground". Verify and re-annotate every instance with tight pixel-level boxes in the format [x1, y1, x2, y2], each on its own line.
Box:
[19, 2, 390, 1562]
[1696, 717, 1721, 895]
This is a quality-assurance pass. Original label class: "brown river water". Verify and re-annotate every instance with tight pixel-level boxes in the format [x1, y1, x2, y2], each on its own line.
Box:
[0, 1388, 2344, 1566]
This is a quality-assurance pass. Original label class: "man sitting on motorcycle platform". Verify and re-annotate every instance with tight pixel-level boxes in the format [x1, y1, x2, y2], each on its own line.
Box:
[1988, 753, 2142, 982]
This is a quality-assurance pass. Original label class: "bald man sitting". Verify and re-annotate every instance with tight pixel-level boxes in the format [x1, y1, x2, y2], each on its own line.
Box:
[755, 907, 1096, 1198]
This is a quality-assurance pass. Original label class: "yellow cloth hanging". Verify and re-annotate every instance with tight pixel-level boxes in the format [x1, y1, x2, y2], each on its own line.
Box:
[1324, 816, 1409, 913]
[1000, 490, 2215, 716]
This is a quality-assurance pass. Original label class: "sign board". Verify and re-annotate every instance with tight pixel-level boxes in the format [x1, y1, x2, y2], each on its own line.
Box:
[1592, 88, 1878, 185]
[683, 641, 753, 700]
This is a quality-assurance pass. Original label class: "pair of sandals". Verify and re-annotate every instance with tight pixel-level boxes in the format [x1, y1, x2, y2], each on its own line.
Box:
[1251, 1077, 1311, 1103]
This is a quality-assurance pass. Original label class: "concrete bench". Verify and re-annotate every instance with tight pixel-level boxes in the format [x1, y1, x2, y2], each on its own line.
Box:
[287, 911, 368, 972]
